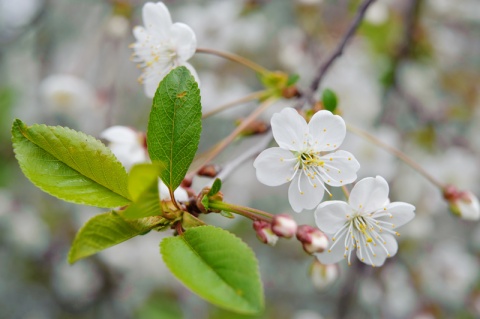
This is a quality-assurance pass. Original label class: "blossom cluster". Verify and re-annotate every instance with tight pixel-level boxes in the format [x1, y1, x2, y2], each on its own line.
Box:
[252, 107, 416, 267]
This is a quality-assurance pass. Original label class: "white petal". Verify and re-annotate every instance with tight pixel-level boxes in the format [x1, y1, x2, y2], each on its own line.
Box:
[457, 192, 480, 220]
[315, 234, 347, 265]
[100, 126, 138, 144]
[158, 180, 171, 200]
[173, 187, 189, 202]
[359, 234, 397, 267]
[133, 26, 149, 42]
[143, 66, 171, 98]
[271, 107, 308, 151]
[375, 202, 415, 229]
[109, 144, 148, 171]
[320, 150, 360, 186]
[170, 23, 196, 61]
[315, 201, 352, 234]
[349, 176, 389, 214]
[142, 2, 172, 38]
[253, 147, 296, 186]
[288, 172, 325, 213]
[308, 110, 346, 151]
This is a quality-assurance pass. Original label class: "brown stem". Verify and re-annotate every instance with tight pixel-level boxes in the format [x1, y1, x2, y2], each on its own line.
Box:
[347, 123, 445, 189]
[196, 47, 269, 74]
[187, 98, 276, 179]
[297, 0, 377, 108]
[202, 90, 266, 119]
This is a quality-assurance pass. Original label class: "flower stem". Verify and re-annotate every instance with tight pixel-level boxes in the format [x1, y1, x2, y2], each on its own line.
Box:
[341, 185, 350, 200]
[202, 90, 267, 119]
[196, 47, 270, 75]
[188, 98, 277, 178]
[347, 124, 446, 189]
[209, 200, 273, 222]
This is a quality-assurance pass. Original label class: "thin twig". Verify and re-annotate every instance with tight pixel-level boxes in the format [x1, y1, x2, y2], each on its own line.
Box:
[196, 47, 269, 74]
[347, 123, 445, 189]
[299, 0, 377, 108]
[187, 98, 277, 179]
[202, 90, 266, 119]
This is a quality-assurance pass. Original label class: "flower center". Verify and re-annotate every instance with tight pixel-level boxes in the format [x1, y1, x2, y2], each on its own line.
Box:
[327, 212, 400, 267]
[285, 150, 330, 195]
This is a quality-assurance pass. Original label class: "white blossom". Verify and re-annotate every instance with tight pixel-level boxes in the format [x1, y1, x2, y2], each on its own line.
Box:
[315, 176, 415, 267]
[100, 126, 148, 172]
[131, 2, 197, 98]
[253, 107, 360, 213]
[39, 74, 95, 114]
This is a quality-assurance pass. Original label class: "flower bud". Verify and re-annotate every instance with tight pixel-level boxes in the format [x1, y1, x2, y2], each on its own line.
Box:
[296, 225, 329, 254]
[309, 259, 339, 291]
[443, 185, 480, 221]
[253, 220, 278, 246]
[271, 214, 297, 238]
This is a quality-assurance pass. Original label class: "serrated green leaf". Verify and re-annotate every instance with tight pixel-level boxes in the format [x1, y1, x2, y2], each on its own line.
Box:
[68, 211, 165, 263]
[322, 88, 338, 113]
[147, 66, 202, 193]
[128, 163, 163, 201]
[161, 226, 264, 314]
[208, 178, 222, 196]
[12, 119, 131, 208]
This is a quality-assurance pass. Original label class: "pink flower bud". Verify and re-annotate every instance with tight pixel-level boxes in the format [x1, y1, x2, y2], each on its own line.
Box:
[296, 225, 329, 254]
[309, 259, 339, 291]
[253, 220, 278, 246]
[443, 185, 480, 221]
[271, 214, 297, 238]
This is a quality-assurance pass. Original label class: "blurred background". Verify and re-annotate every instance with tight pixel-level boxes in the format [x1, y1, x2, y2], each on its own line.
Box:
[1, 0, 480, 318]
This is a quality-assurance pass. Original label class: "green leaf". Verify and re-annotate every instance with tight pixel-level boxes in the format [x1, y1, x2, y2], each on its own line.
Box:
[122, 163, 164, 219]
[147, 66, 202, 193]
[286, 74, 300, 86]
[122, 180, 161, 219]
[201, 194, 209, 210]
[322, 88, 338, 113]
[12, 120, 131, 208]
[208, 178, 222, 196]
[128, 163, 163, 201]
[161, 226, 264, 314]
[68, 211, 164, 263]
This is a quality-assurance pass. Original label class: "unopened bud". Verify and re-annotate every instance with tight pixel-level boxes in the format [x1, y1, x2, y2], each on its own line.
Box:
[253, 220, 278, 246]
[296, 225, 329, 254]
[309, 259, 339, 291]
[198, 164, 222, 178]
[271, 214, 297, 238]
[443, 185, 480, 221]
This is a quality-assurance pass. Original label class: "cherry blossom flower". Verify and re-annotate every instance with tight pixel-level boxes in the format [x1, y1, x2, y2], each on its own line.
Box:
[100, 126, 148, 172]
[131, 2, 197, 98]
[315, 176, 415, 267]
[253, 107, 360, 213]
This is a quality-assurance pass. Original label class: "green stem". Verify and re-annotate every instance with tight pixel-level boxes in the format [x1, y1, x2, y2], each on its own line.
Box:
[209, 200, 273, 222]
[196, 47, 270, 75]
[347, 123, 445, 189]
[202, 90, 267, 119]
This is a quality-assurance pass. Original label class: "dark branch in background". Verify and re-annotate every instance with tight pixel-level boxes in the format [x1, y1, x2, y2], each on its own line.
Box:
[296, 0, 377, 108]
[377, 0, 423, 125]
